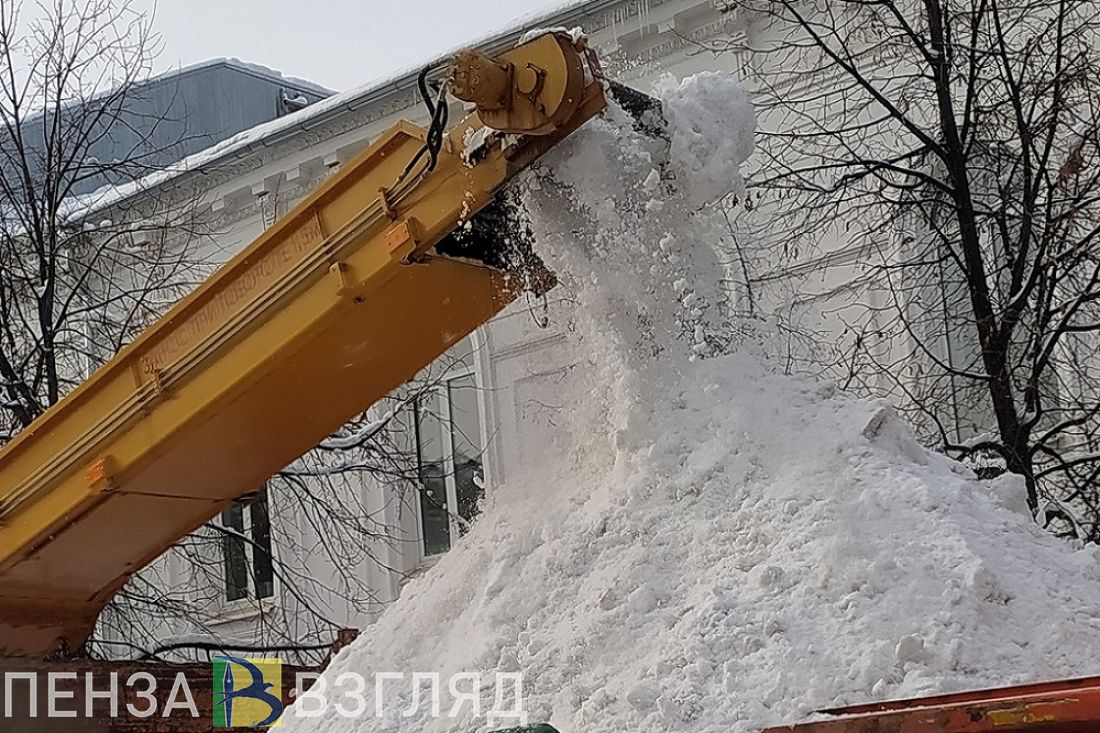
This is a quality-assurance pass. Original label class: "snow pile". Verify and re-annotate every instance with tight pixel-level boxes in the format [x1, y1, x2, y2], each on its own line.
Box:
[284, 75, 1100, 733]
[656, 71, 756, 207]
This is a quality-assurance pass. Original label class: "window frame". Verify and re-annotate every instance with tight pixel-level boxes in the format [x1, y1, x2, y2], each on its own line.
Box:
[411, 334, 490, 561]
[215, 486, 279, 615]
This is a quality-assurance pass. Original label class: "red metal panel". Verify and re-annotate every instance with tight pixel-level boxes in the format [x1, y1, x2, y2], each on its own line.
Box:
[764, 676, 1100, 732]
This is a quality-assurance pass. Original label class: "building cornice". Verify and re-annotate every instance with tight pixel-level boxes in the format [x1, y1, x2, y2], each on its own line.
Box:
[108, 0, 744, 229]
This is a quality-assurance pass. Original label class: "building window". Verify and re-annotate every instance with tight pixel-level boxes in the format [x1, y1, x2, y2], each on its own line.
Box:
[413, 340, 486, 557]
[220, 486, 275, 602]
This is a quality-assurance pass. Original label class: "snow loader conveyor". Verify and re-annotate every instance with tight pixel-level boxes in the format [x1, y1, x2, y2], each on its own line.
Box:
[0, 31, 661, 659]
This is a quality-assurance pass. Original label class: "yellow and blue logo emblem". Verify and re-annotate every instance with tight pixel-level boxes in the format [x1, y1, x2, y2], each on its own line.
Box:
[212, 656, 284, 727]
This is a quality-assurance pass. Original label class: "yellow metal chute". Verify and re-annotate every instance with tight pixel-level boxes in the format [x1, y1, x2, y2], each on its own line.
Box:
[0, 32, 612, 657]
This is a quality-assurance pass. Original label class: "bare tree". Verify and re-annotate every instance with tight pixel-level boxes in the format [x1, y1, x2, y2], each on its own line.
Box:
[702, 0, 1100, 535]
[0, 0, 213, 441]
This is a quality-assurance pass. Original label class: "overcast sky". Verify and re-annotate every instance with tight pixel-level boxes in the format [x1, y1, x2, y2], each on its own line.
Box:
[134, 0, 579, 91]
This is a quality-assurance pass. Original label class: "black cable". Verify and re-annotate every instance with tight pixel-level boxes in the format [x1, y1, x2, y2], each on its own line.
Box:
[399, 66, 451, 182]
[425, 83, 449, 172]
[417, 65, 436, 119]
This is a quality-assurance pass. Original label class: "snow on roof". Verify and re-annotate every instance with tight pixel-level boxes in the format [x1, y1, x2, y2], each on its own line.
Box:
[70, 0, 609, 220]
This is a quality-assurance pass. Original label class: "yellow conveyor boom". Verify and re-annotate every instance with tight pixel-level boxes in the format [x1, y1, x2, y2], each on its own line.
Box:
[0, 32, 609, 657]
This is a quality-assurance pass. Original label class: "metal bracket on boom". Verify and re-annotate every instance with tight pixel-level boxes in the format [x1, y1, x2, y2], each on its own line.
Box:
[85, 458, 116, 494]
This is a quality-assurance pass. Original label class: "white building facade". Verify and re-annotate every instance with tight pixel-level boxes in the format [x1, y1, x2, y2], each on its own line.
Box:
[86, 0, 877, 659]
